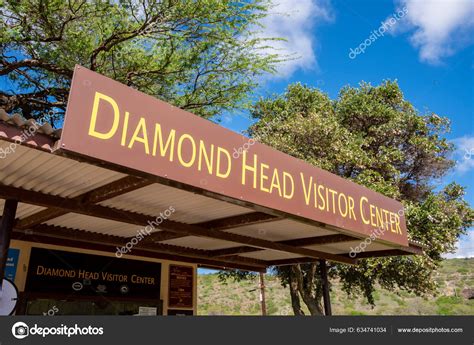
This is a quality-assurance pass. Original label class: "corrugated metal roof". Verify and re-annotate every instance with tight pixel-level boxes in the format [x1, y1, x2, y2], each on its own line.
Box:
[0, 144, 125, 198]
[44, 213, 154, 237]
[224, 219, 335, 241]
[99, 183, 251, 223]
[305, 241, 391, 254]
[162, 236, 242, 250]
[240, 250, 303, 261]
[0, 200, 46, 218]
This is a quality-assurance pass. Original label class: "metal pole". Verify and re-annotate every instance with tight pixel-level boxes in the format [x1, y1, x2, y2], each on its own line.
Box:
[259, 272, 267, 316]
[0, 199, 18, 287]
[319, 259, 332, 316]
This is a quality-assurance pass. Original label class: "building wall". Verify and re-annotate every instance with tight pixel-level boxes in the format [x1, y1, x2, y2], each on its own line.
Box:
[9, 239, 197, 315]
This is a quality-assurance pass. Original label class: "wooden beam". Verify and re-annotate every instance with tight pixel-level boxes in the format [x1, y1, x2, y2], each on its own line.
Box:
[16, 176, 152, 229]
[12, 224, 268, 270]
[142, 231, 184, 243]
[0, 184, 356, 264]
[197, 264, 235, 272]
[341, 248, 421, 259]
[145, 221, 356, 265]
[209, 246, 263, 257]
[0, 183, 155, 226]
[142, 212, 280, 244]
[209, 234, 357, 257]
[13, 233, 265, 272]
[281, 234, 356, 247]
[196, 212, 279, 230]
[268, 246, 422, 265]
[267, 257, 319, 266]
[402, 244, 424, 255]
[0, 199, 18, 283]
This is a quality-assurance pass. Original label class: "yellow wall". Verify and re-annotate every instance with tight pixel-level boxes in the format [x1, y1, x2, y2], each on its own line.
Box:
[9, 239, 197, 315]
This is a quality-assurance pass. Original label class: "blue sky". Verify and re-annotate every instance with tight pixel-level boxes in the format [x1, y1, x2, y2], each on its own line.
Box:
[1, 0, 472, 260]
[217, 0, 474, 259]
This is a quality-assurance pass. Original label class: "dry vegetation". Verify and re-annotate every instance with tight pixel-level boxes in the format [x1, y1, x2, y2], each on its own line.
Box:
[198, 258, 474, 315]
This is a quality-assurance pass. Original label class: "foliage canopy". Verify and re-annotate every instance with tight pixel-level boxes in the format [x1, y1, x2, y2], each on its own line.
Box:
[0, 0, 279, 124]
[221, 82, 473, 315]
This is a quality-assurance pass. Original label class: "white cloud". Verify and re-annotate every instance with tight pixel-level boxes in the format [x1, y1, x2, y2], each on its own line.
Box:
[452, 136, 474, 174]
[392, 0, 474, 64]
[444, 229, 474, 258]
[256, 0, 333, 77]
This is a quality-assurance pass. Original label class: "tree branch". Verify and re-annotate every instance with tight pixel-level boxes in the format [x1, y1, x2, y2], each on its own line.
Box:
[0, 59, 73, 77]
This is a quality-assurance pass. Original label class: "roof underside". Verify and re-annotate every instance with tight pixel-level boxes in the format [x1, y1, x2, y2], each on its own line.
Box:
[0, 115, 423, 272]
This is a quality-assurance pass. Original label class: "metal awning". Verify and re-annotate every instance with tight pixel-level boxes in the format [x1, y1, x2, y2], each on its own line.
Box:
[0, 107, 423, 273]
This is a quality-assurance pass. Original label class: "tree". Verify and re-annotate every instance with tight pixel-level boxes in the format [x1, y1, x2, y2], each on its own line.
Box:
[0, 0, 280, 125]
[221, 82, 473, 315]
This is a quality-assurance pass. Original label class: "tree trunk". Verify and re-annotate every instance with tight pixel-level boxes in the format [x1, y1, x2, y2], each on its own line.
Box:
[301, 294, 324, 316]
[291, 264, 324, 316]
[289, 273, 305, 315]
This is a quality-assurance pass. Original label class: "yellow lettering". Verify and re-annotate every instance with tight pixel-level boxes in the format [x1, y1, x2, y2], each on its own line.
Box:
[36, 265, 44, 275]
[242, 151, 257, 188]
[395, 214, 402, 234]
[390, 213, 397, 233]
[376, 207, 384, 230]
[270, 169, 282, 197]
[152, 124, 175, 161]
[360, 197, 370, 224]
[370, 205, 377, 227]
[121, 111, 129, 146]
[283, 172, 294, 199]
[318, 185, 326, 211]
[198, 140, 214, 174]
[328, 189, 337, 214]
[348, 196, 357, 220]
[128, 117, 150, 154]
[383, 209, 390, 229]
[177, 134, 196, 168]
[216, 147, 231, 178]
[260, 163, 270, 193]
[88, 92, 120, 140]
[300, 173, 313, 206]
[338, 193, 348, 218]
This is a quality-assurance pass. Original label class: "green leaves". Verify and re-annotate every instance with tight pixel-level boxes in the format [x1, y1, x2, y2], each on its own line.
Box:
[250, 82, 473, 310]
[1, 0, 280, 122]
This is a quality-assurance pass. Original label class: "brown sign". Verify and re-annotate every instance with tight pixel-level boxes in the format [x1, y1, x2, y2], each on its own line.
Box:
[26, 248, 161, 298]
[59, 66, 408, 246]
[168, 265, 194, 309]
